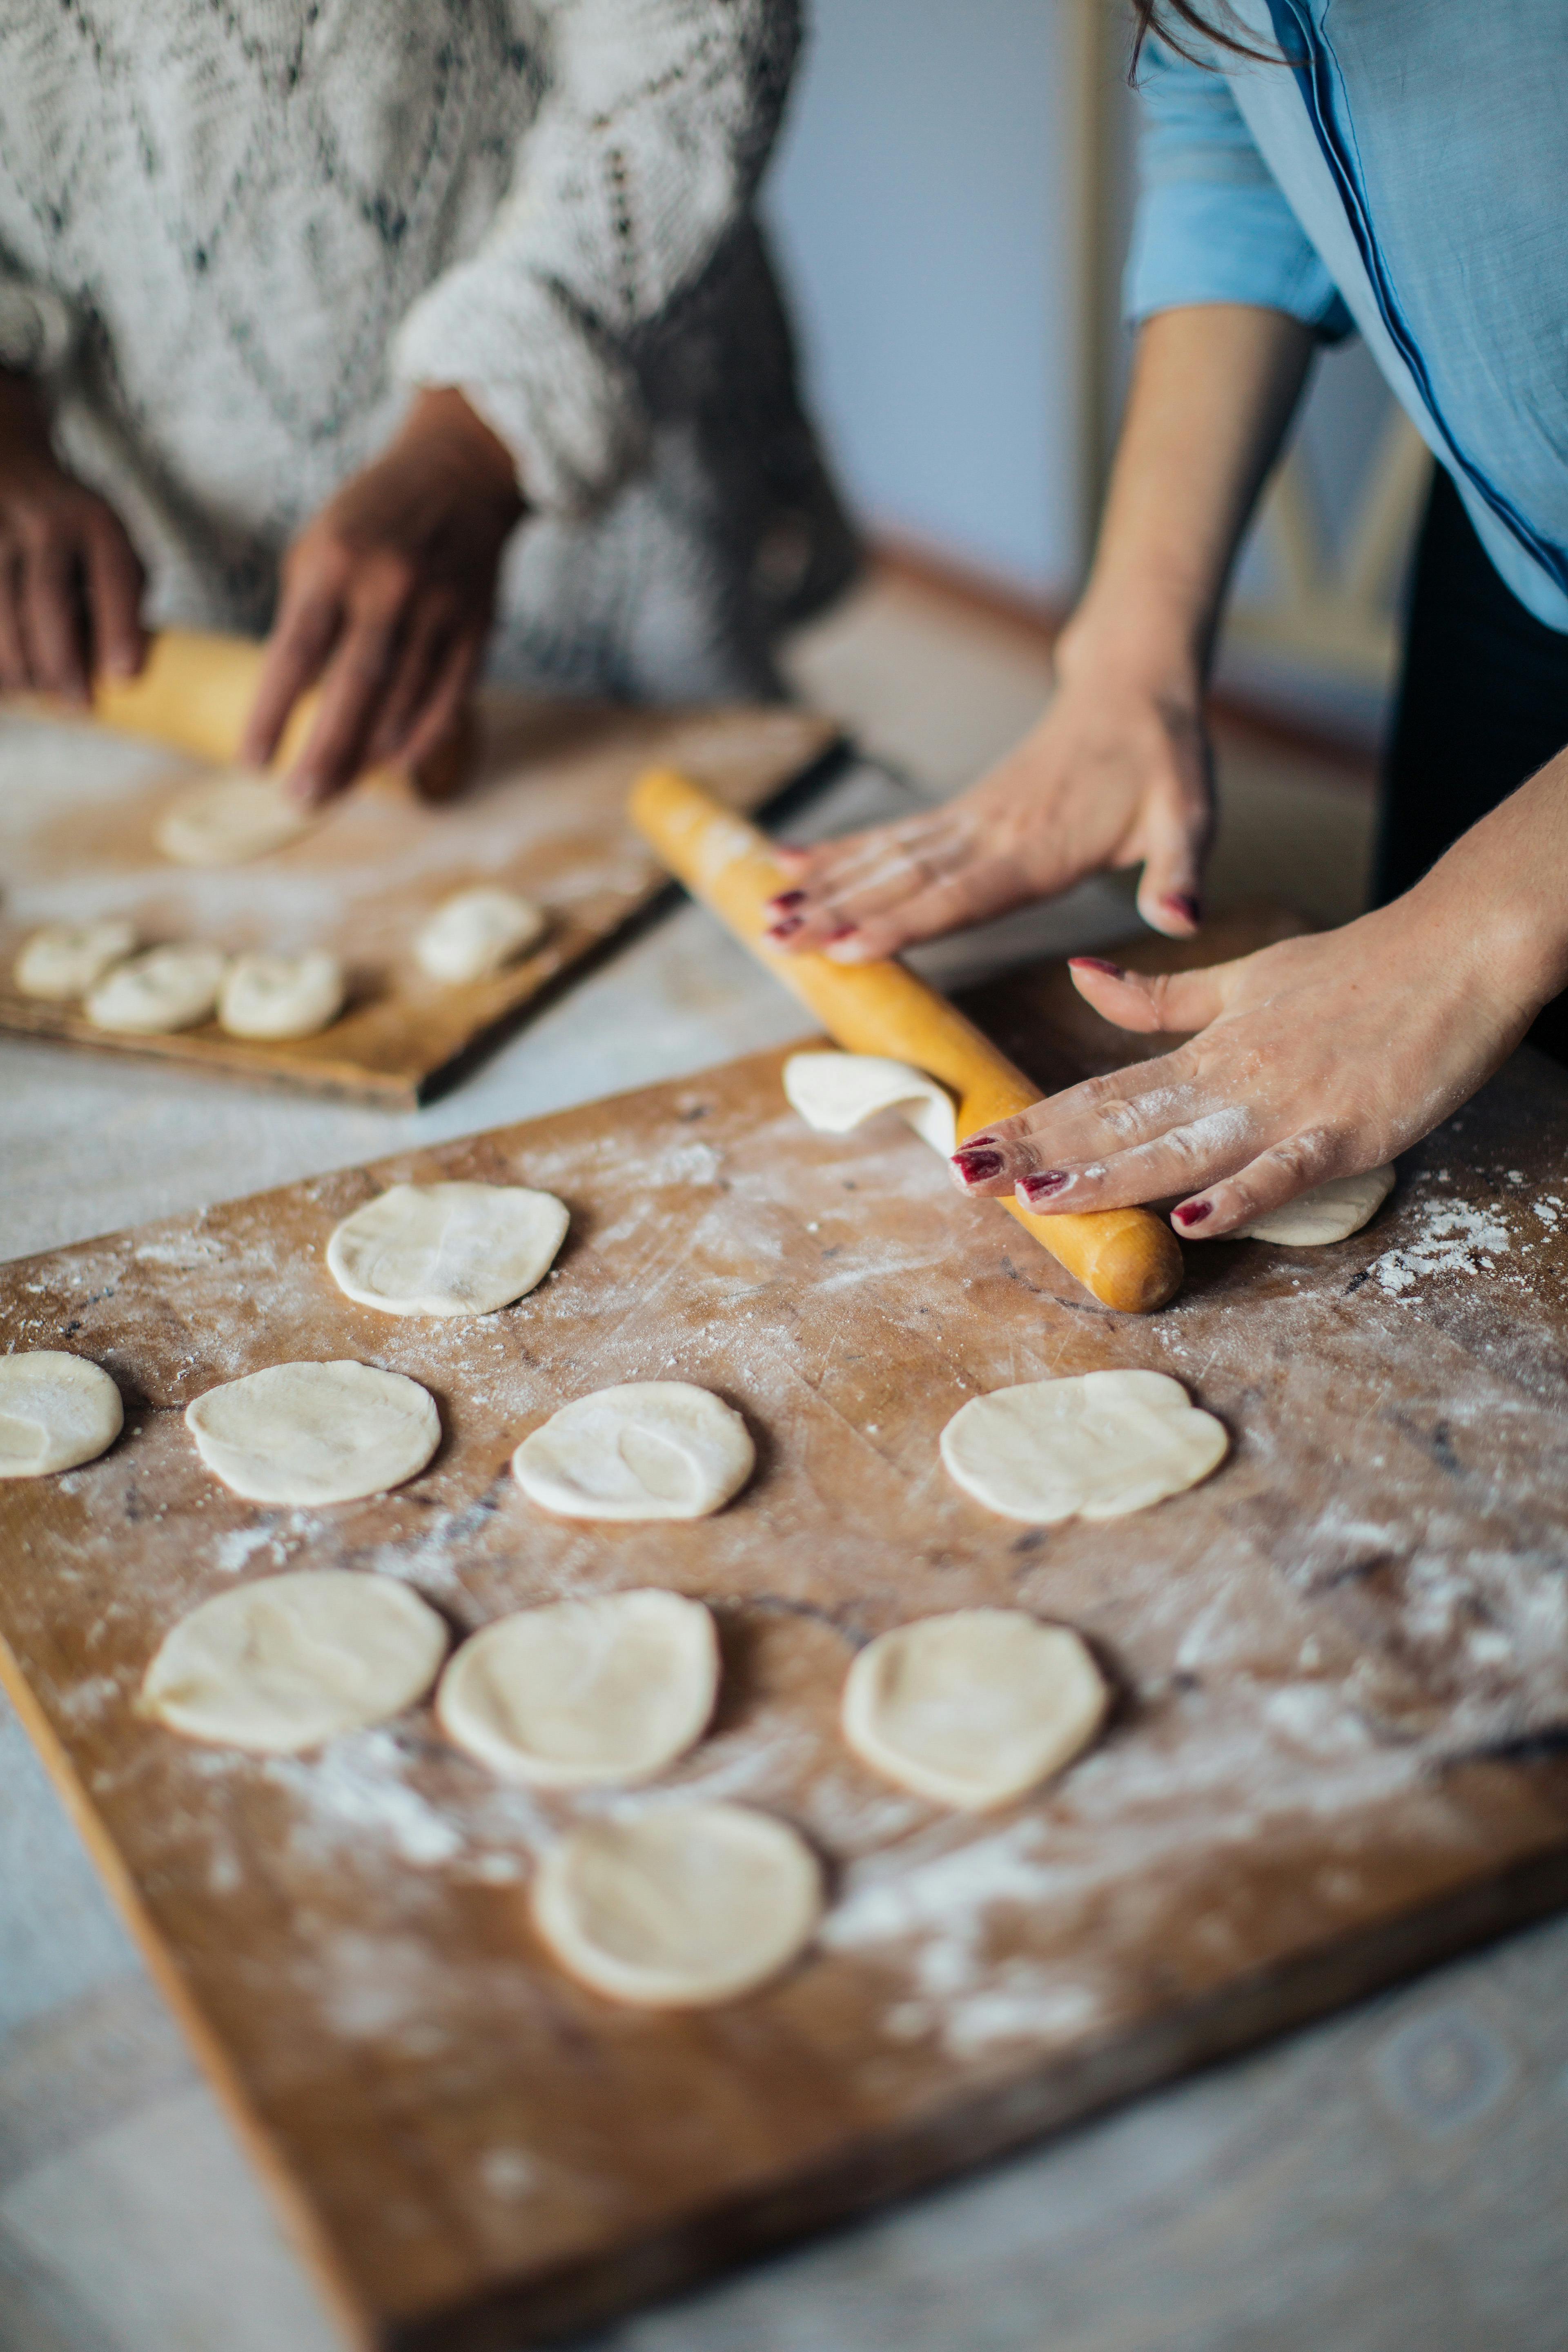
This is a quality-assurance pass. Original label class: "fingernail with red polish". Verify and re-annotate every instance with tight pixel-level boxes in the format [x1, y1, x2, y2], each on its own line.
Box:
[952, 1147, 1004, 1184]
[1069, 956, 1125, 978]
[1163, 894, 1200, 927]
[1019, 1170, 1070, 1203]
[768, 889, 806, 910]
[1173, 1199, 1212, 1228]
[766, 915, 804, 939]
[824, 923, 858, 942]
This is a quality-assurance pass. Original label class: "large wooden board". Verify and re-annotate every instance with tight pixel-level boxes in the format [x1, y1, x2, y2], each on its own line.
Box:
[0, 693, 837, 1106]
[4, 953, 1568, 2350]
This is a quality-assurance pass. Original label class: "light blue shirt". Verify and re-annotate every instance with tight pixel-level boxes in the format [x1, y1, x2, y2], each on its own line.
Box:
[1125, 1, 1568, 632]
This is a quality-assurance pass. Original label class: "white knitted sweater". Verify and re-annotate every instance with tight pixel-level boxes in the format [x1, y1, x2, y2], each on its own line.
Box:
[0, 0, 855, 698]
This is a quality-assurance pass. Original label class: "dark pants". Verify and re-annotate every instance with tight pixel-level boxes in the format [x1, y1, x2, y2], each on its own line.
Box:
[1376, 465, 1568, 1059]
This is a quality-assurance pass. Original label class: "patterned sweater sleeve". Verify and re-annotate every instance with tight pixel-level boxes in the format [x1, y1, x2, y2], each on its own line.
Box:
[392, 0, 801, 518]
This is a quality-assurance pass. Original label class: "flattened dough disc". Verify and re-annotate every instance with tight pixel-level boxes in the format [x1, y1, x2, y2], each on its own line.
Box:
[532, 1802, 822, 2006]
[437, 1590, 718, 1786]
[941, 1368, 1227, 1523]
[156, 774, 314, 866]
[415, 887, 546, 982]
[512, 1382, 754, 1521]
[784, 1051, 958, 1156]
[15, 919, 136, 1001]
[140, 1568, 448, 1752]
[842, 1610, 1108, 1809]
[186, 1360, 440, 1505]
[86, 943, 227, 1033]
[1236, 1165, 1395, 1245]
[0, 1352, 123, 1477]
[327, 1182, 569, 1317]
[219, 949, 344, 1040]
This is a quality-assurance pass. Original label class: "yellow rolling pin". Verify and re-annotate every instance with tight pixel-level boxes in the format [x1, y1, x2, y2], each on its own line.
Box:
[629, 766, 1183, 1315]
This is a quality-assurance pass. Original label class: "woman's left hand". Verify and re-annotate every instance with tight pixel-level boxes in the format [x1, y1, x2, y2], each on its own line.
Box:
[948, 885, 1552, 1235]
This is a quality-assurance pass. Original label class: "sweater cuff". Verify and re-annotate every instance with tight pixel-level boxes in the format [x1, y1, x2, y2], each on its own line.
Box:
[0, 280, 76, 374]
[1123, 180, 1354, 341]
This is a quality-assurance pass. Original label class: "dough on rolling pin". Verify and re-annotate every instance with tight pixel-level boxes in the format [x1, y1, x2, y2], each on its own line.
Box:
[531, 1802, 822, 2007]
[139, 1569, 447, 1753]
[327, 1182, 568, 1317]
[219, 949, 345, 1040]
[14, 918, 137, 1001]
[86, 942, 227, 1033]
[156, 773, 315, 866]
[186, 1360, 440, 1505]
[415, 886, 546, 982]
[783, 1050, 958, 1156]
[437, 1590, 718, 1786]
[0, 1352, 123, 1476]
[1235, 1164, 1395, 1245]
[842, 1610, 1107, 1809]
[942, 1369, 1227, 1523]
[512, 1382, 754, 1521]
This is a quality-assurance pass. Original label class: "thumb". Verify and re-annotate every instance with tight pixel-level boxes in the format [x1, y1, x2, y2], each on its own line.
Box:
[1067, 953, 1234, 1035]
[1133, 772, 1212, 938]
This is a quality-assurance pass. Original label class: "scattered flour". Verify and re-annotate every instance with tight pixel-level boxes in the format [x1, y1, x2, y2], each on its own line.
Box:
[1372, 1197, 1511, 1298]
[267, 1729, 464, 1868]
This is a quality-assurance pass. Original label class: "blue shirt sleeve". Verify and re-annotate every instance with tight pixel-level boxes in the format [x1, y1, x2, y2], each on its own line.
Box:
[1123, 38, 1354, 340]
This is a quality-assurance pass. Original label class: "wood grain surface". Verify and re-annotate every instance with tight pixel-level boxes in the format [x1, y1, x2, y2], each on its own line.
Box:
[3, 928, 1568, 2350]
[0, 693, 837, 1107]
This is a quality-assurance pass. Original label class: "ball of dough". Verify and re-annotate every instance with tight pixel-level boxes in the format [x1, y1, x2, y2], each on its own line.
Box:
[156, 774, 314, 866]
[14, 918, 137, 1001]
[783, 1051, 958, 1157]
[512, 1383, 754, 1521]
[941, 1369, 1227, 1524]
[1235, 1165, 1395, 1245]
[86, 943, 227, 1034]
[0, 1352, 123, 1477]
[437, 1590, 718, 1786]
[186, 1360, 440, 1506]
[415, 887, 547, 983]
[532, 1802, 822, 2007]
[139, 1568, 448, 1753]
[327, 1182, 569, 1317]
[842, 1610, 1107, 1810]
[218, 949, 345, 1040]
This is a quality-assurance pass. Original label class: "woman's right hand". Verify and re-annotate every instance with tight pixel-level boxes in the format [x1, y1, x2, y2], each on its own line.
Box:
[0, 372, 146, 703]
[763, 625, 1216, 961]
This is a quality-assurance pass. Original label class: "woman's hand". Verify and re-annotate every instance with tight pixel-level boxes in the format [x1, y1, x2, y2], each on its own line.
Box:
[0, 372, 146, 702]
[243, 387, 524, 805]
[763, 628, 1215, 960]
[947, 872, 1557, 1237]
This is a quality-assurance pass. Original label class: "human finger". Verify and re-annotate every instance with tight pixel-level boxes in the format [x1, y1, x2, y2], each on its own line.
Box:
[1065, 954, 1233, 1035]
[948, 1054, 1211, 1196]
[363, 598, 453, 766]
[1167, 1131, 1345, 1237]
[764, 815, 965, 949]
[399, 630, 481, 777]
[1131, 769, 1211, 937]
[0, 555, 27, 689]
[81, 506, 147, 681]
[241, 588, 343, 771]
[18, 523, 89, 702]
[286, 598, 406, 804]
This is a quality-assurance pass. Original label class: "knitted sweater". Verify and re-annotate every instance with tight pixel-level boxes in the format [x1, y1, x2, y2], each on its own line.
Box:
[0, 0, 856, 699]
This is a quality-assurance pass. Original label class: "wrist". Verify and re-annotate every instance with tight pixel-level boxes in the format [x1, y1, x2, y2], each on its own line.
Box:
[1402, 831, 1568, 1025]
[1054, 594, 1205, 715]
[396, 386, 525, 520]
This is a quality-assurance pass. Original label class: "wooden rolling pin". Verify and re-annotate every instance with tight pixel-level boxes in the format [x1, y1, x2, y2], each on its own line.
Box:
[629, 766, 1183, 1314]
[88, 628, 470, 796]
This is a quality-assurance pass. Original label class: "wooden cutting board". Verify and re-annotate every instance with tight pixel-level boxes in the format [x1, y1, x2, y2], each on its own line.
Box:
[4, 938, 1568, 2350]
[0, 693, 837, 1106]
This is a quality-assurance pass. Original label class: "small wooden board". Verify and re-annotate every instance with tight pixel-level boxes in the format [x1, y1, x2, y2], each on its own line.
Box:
[4, 948, 1568, 2350]
[0, 694, 838, 1106]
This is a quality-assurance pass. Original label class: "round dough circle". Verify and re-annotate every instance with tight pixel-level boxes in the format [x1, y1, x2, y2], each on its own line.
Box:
[0, 1352, 123, 1477]
[156, 774, 314, 866]
[842, 1610, 1107, 1809]
[415, 888, 546, 982]
[219, 949, 344, 1040]
[86, 943, 226, 1033]
[15, 919, 137, 1001]
[512, 1383, 754, 1521]
[437, 1590, 718, 1786]
[140, 1569, 448, 1753]
[1236, 1164, 1395, 1245]
[532, 1803, 822, 2006]
[327, 1182, 569, 1318]
[783, 1051, 957, 1156]
[941, 1369, 1227, 1524]
[186, 1360, 440, 1505]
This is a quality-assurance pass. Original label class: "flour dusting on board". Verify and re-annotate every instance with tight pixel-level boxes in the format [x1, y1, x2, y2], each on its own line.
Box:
[1372, 1195, 1511, 1298]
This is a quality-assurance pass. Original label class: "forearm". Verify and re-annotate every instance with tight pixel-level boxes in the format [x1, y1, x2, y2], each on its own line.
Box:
[1410, 744, 1568, 1018]
[1063, 304, 1315, 685]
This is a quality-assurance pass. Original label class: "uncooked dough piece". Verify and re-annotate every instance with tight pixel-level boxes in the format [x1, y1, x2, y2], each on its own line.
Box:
[14, 919, 137, 1001]
[842, 1610, 1107, 1809]
[784, 1051, 958, 1156]
[0, 1352, 123, 1477]
[156, 774, 314, 866]
[437, 1590, 718, 1786]
[941, 1369, 1227, 1524]
[186, 1360, 440, 1505]
[415, 887, 546, 982]
[512, 1383, 754, 1521]
[139, 1568, 447, 1753]
[1235, 1164, 1395, 1245]
[86, 943, 227, 1033]
[532, 1802, 822, 2006]
[219, 949, 345, 1040]
[327, 1182, 568, 1317]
